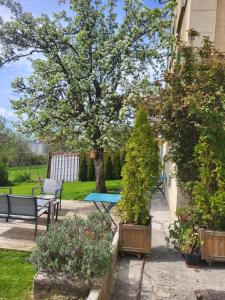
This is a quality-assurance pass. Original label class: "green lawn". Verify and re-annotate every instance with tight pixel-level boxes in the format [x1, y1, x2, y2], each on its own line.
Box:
[8, 165, 47, 182]
[0, 250, 35, 300]
[3, 165, 121, 200]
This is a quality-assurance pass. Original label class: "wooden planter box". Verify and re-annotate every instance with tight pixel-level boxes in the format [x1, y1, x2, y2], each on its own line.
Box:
[199, 228, 225, 263]
[119, 218, 152, 254]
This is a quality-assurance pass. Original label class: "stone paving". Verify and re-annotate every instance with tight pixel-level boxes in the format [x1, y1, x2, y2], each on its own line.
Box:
[0, 200, 96, 251]
[112, 192, 225, 300]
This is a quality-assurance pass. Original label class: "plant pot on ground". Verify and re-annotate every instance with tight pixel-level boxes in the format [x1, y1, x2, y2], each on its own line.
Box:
[183, 252, 200, 267]
[167, 207, 200, 267]
[117, 108, 160, 255]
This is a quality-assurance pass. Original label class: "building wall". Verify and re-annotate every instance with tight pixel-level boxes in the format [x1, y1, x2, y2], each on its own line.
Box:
[215, 0, 225, 51]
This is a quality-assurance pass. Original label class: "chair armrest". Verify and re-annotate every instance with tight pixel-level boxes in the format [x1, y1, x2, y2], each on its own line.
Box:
[32, 186, 42, 196]
[0, 187, 12, 194]
[54, 188, 63, 198]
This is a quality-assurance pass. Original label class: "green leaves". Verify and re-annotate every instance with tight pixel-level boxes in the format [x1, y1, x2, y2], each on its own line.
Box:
[0, 0, 173, 153]
[30, 212, 113, 280]
[117, 108, 160, 225]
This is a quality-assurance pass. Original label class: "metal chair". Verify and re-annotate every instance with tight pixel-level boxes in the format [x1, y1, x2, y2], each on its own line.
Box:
[8, 195, 49, 238]
[32, 178, 64, 219]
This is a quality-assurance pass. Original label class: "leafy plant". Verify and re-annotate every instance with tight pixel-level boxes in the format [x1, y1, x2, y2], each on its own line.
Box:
[87, 158, 95, 181]
[79, 156, 88, 182]
[104, 155, 113, 180]
[112, 152, 122, 180]
[117, 108, 160, 225]
[146, 33, 225, 193]
[14, 171, 32, 183]
[0, 161, 8, 185]
[166, 208, 200, 254]
[30, 213, 113, 280]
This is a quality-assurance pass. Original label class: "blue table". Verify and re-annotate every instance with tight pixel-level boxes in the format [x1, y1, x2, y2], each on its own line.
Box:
[84, 193, 121, 228]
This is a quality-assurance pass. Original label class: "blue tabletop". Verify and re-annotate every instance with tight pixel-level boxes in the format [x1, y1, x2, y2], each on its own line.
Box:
[84, 193, 121, 203]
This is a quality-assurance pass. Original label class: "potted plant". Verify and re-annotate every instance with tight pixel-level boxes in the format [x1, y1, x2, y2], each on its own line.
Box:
[167, 208, 200, 267]
[117, 108, 160, 255]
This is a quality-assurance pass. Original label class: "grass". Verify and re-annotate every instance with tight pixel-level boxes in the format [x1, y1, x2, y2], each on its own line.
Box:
[2, 165, 122, 200]
[0, 250, 35, 300]
[8, 165, 47, 182]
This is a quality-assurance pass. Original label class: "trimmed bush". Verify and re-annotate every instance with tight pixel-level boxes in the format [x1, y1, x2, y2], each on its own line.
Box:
[0, 162, 8, 185]
[79, 156, 88, 182]
[104, 155, 113, 180]
[87, 158, 95, 181]
[117, 108, 160, 225]
[30, 213, 113, 280]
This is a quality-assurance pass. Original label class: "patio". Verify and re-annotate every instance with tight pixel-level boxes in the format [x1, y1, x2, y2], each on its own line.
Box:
[0, 200, 109, 251]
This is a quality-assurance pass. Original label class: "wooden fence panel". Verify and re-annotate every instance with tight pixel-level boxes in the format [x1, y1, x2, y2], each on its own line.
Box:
[49, 153, 80, 182]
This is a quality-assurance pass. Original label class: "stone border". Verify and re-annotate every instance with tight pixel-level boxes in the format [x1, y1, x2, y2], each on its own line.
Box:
[87, 230, 119, 300]
[33, 230, 119, 300]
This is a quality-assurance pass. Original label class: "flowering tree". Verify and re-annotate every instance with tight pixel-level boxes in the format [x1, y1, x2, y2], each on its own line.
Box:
[0, 0, 174, 192]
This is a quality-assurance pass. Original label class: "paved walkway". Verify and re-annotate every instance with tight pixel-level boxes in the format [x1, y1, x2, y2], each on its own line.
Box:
[112, 192, 225, 300]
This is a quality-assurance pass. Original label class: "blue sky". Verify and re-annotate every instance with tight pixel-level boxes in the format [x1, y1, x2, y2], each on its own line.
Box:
[0, 0, 162, 120]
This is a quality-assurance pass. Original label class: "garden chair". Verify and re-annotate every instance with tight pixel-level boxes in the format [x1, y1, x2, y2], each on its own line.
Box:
[32, 178, 64, 220]
[7, 195, 49, 238]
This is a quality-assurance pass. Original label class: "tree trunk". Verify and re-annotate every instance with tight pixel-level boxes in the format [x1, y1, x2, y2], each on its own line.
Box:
[94, 149, 107, 193]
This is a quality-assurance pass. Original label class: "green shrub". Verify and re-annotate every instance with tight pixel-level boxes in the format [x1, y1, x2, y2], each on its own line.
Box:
[113, 153, 122, 179]
[87, 158, 95, 181]
[117, 108, 160, 225]
[104, 155, 113, 180]
[14, 171, 32, 183]
[0, 162, 8, 185]
[29, 213, 113, 280]
[166, 208, 200, 254]
[79, 156, 88, 181]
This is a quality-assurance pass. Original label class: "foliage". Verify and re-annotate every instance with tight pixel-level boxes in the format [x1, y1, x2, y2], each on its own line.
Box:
[0, 162, 8, 185]
[104, 155, 113, 180]
[14, 171, 32, 183]
[30, 213, 113, 280]
[112, 152, 122, 179]
[87, 158, 95, 181]
[0, 0, 174, 192]
[166, 208, 200, 254]
[79, 156, 88, 182]
[192, 135, 225, 231]
[0, 250, 35, 300]
[146, 33, 225, 191]
[117, 108, 160, 225]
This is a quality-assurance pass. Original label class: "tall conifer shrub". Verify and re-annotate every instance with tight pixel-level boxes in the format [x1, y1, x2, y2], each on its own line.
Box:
[117, 109, 160, 225]
[79, 156, 88, 182]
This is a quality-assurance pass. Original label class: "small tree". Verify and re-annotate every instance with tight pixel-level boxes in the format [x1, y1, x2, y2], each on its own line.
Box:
[117, 108, 160, 225]
[87, 158, 95, 181]
[104, 155, 113, 180]
[79, 156, 88, 182]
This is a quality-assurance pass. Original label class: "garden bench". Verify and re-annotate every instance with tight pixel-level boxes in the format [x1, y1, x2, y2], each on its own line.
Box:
[0, 194, 51, 238]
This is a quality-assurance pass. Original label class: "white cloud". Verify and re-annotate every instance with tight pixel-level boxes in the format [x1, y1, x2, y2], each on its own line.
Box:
[0, 107, 16, 120]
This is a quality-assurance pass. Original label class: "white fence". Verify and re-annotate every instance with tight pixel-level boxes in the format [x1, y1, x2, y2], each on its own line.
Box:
[50, 154, 79, 182]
